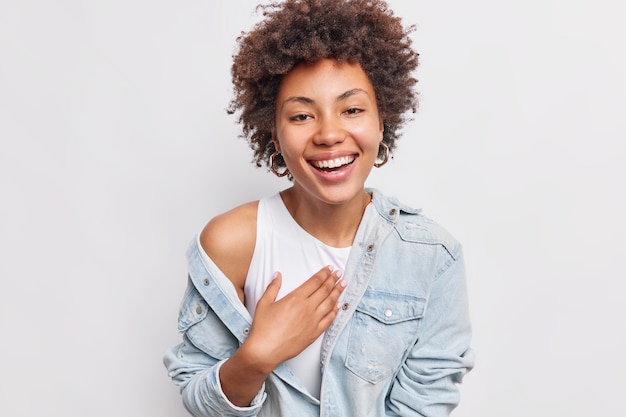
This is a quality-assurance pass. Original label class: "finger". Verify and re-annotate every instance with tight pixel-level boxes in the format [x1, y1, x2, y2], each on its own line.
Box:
[317, 297, 344, 331]
[309, 268, 344, 305]
[314, 276, 347, 314]
[258, 272, 282, 305]
[295, 265, 335, 297]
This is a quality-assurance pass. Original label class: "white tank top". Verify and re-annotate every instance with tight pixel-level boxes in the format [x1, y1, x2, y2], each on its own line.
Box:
[244, 193, 351, 399]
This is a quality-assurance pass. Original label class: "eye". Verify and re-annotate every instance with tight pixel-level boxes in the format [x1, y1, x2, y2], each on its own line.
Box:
[344, 107, 363, 116]
[290, 113, 311, 122]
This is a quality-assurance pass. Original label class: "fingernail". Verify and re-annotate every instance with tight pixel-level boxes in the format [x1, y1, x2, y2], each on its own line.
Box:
[340, 279, 348, 288]
[328, 265, 335, 272]
[336, 301, 343, 309]
[335, 269, 343, 278]
[272, 271, 279, 280]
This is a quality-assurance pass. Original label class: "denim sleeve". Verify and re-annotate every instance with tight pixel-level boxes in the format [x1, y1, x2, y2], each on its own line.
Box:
[386, 250, 475, 417]
[163, 338, 266, 417]
[163, 275, 266, 417]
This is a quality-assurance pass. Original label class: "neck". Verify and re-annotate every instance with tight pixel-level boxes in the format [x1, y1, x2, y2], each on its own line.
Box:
[280, 187, 371, 248]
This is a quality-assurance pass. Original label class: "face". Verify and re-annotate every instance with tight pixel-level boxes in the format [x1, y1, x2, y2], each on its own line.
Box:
[273, 59, 384, 207]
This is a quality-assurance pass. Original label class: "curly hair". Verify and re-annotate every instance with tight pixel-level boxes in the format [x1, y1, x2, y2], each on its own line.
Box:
[227, 0, 419, 170]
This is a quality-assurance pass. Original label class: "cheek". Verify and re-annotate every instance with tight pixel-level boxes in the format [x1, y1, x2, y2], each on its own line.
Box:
[354, 126, 383, 151]
[275, 132, 305, 159]
[356, 116, 382, 136]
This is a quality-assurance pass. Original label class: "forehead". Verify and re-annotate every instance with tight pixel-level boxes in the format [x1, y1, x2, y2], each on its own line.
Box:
[277, 59, 376, 100]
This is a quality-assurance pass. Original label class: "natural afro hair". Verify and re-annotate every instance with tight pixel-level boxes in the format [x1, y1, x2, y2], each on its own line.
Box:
[227, 0, 419, 170]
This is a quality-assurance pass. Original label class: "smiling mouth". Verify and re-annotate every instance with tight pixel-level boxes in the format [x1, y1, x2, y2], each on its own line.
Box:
[310, 156, 356, 172]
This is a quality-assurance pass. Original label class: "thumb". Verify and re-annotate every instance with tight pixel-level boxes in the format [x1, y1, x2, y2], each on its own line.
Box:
[260, 271, 282, 304]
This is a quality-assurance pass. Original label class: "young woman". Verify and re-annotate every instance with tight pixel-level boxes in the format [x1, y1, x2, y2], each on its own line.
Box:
[164, 1, 474, 416]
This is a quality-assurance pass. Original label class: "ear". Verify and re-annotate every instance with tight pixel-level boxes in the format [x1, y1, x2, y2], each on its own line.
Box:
[271, 129, 280, 153]
[379, 119, 385, 136]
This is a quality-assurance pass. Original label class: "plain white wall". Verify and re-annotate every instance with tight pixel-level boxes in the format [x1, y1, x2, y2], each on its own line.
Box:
[1, 0, 625, 415]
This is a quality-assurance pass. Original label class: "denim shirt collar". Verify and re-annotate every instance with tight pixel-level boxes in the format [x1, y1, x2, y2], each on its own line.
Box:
[368, 188, 422, 222]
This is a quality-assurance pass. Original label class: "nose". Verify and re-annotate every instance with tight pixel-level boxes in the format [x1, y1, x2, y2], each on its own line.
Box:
[313, 115, 346, 146]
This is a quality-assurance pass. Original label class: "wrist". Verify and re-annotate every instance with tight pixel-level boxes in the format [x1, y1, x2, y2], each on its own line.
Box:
[238, 336, 278, 376]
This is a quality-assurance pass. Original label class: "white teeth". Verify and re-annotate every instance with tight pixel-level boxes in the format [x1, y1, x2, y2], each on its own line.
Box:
[313, 156, 354, 169]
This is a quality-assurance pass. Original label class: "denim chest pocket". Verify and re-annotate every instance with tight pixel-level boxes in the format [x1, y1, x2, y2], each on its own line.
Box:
[178, 278, 209, 332]
[177, 278, 238, 358]
[345, 290, 426, 384]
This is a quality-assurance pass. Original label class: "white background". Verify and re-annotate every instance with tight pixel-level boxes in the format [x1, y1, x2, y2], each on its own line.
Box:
[1, 0, 625, 415]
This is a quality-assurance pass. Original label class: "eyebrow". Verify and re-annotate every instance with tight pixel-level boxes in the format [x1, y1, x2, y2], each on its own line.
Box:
[281, 88, 371, 108]
[336, 88, 369, 101]
[283, 96, 315, 105]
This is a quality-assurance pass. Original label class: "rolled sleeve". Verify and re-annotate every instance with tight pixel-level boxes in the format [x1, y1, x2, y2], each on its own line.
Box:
[164, 336, 267, 417]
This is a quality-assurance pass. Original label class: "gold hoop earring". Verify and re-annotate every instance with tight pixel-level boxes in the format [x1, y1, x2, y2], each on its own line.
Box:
[374, 142, 390, 168]
[269, 151, 290, 177]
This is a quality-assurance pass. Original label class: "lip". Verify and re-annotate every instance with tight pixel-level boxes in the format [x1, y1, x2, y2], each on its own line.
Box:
[309, 155, 356, 169]
[307, 152, 358, 182]
[307, 151, 357, 164]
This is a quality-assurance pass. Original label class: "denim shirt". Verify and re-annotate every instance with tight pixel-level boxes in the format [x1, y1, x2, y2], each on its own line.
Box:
[163, 189, 474, 417]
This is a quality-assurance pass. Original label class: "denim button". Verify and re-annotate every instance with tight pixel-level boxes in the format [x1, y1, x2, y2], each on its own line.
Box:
[243, 328, 250, 335]
[366, 244, 374, 252]
[342, 302, 349, 311]
[389, 208, 397, 216]
[384, 309, 393, 317]
[195, 306, 203, 314]
[203, 279, 210, 286]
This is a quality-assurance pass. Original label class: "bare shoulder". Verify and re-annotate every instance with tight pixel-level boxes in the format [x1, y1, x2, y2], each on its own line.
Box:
[200, 201, 258, 302]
